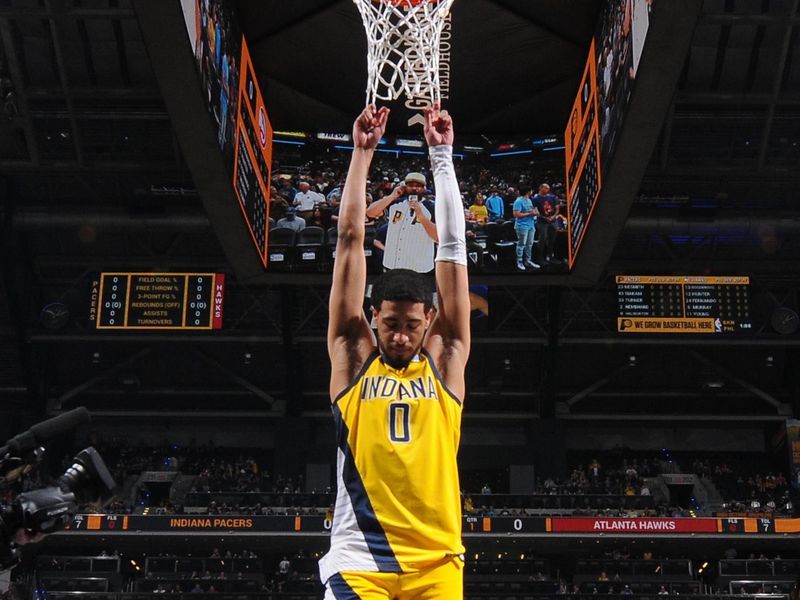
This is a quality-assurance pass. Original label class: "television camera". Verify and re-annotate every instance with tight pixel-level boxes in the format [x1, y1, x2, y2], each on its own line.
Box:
[0, 408, 116, 570]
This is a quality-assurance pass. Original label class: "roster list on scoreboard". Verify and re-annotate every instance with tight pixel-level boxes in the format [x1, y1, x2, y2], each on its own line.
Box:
[616, 276, 751, 334]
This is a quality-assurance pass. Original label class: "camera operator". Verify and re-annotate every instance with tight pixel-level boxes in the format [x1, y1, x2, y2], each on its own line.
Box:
[12, 529, 44, 546]
[0, 409, 116, 571]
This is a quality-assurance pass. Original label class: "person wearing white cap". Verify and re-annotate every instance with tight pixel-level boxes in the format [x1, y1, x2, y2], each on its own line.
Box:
[366, 171, 437, 273]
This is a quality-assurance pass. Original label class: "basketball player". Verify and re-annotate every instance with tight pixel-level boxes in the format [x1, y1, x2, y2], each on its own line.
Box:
[366, 172, 438, 273]
[319, 102, 470, 598]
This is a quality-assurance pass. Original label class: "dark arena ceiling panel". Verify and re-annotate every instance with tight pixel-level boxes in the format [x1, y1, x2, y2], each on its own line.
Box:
[234, 0, 601, 133]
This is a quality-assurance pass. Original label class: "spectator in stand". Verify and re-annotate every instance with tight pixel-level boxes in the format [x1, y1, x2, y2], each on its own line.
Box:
[277, 176, 298, 202]
[308, 206, 328, 228]
[276, 207, 306, 232]
[293, 181, 324, 220]
[269, 185, 289, 221]
[513, 185, 539, 271]
[463, 494, 474, 514]
[468, 193, 489, 224]
[372, 223, 388, 266]
[503, 186, 518, 217]
[465, 215, 486, 270]
[364, 193, 378, 227]
[589, 458, 602, 482]
[532, 182, 563, 266]
[485, 187, 505, 222]
[278, 555, 291, 583]
[331, 189, 375, 227]
[326, 180, 344, 209]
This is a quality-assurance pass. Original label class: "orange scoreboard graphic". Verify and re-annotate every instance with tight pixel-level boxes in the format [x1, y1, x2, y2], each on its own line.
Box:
[564, 39, 603, 269]
[232, 38, 273, 267]
[90, 272, 225, 330]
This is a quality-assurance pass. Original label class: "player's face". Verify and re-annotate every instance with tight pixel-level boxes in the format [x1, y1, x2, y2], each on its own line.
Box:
[373, 300, 432, 369]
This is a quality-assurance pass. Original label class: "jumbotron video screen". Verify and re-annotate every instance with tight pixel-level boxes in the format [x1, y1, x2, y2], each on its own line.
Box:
[181, 0, 654, 276]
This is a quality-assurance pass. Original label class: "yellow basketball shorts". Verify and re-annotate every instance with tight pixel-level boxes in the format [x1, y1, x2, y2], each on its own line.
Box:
[323, 556, 464, 599]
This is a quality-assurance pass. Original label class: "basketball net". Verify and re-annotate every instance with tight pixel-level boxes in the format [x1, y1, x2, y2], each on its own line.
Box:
[353, 0, 455, 105]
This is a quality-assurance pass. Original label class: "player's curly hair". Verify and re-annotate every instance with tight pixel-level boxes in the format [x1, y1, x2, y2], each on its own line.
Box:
[370, 269, 433, 312]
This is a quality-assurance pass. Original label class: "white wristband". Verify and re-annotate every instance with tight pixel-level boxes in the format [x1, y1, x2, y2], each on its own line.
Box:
[429, 145, 467, 265]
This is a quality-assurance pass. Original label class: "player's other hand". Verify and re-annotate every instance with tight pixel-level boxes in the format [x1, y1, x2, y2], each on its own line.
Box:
[423, 101, 454, 147]
[353, 104, 390, 151]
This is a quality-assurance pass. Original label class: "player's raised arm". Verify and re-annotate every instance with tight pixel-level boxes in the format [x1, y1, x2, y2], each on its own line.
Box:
[423, 103, 470, 398]
[327, 105, 389, 395]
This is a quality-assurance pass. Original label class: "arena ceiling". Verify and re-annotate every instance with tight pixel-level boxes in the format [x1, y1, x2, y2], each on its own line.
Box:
[234, 0, 601, 134]
[0, 0, 799, 427]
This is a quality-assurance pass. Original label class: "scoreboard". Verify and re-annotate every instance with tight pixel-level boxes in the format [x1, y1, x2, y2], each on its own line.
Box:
[182, 1, 273, 269]
[564, 39, 602, 269]
[66, 514, 800, 535]
[616, 276, 751, 334]
[90, 273, 225, 330]
[232, 39, 273, 268]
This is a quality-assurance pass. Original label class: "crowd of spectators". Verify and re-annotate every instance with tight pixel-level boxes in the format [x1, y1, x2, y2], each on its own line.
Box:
[456, 455, 668, 518]
[32, 546, 323, 596]
[13, 435, 793, 520]
[269, 146, 566, 223]
[266, 144, 570, 270]
[691, 455, 793, 515]
[538, 455, 662, 497]
[24, 544, 800, 600]
[57, 437, 308, 515]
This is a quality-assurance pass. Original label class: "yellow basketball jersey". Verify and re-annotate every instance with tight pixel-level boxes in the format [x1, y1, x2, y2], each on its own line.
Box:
[318, 350, 464, 582]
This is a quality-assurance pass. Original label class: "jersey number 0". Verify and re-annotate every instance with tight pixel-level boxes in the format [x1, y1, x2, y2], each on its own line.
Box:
[388, 402, 411, 443]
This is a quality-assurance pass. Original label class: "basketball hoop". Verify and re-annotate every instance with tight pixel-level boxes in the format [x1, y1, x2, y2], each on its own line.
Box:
[353, 0, 455, 105]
